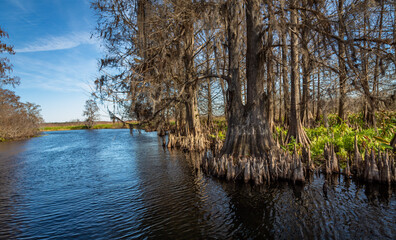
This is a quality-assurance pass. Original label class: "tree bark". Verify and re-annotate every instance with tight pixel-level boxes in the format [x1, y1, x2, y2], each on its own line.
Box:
[372, 2, 384, 127]
[137, 0, 148, 59]
[266, 0, 274, 130]
[394, 1, 396, 65]
[214, 40, 227, 118]
[183, 19, 200, 136]
[337, 0, 347, 123]
[281, 17, 290, 126]
[300, 1, 311, 127]
[206, 50, 213, 128]
[301, 32, 311, 127]
[168, 12, 207, 151]
[278, 63, 283, 123]
[220, 0, 275, 158]
[286, 0, 310, 147]
[316, 69, 321, 122]
[362, 7, 376, 128]
[312, 69, 315, 120]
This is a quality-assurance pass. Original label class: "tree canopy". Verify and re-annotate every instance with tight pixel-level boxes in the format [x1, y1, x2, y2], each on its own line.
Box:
[0, 26, 42, 141]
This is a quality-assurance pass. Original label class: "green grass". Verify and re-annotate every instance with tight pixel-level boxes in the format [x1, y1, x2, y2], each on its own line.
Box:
[208, 117, 228, 140]
[274, 111, 396, 162]
[210, 112, 395, 166]
[92, 123, 126, 129]
[41, 125, 88, 131]
[40, 122, 127, 131]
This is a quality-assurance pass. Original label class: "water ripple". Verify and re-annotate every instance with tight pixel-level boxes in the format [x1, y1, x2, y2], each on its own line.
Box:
[0, 129, 394, 239]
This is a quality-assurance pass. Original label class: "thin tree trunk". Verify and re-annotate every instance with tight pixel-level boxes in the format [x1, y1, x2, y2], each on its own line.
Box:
[214, 40, 228, 118]
[300, 1, 311, 127]
[394, 1, 396, 65]
[316, 70, 321, 122]
[273, 76, 276, 125]
[206, 50, 213, 127]
[278, 62, 283, 123]
[137, 0, 147, 59]
[266, 0, 274, 130]
[281, 20, 290, 126]
[312, 69, 315, 120]
[362, 5, 376, 128]
[301, 31, 310, 127]
[372, 2, 384, 121]
[338, 0, 347, 123]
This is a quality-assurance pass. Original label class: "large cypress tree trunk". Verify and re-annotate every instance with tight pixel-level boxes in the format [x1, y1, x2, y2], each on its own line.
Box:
[175, 102, 186, 136]
[286, 0, 310, 147]
[168, 14, 206, 151]
[183, 18, 198, 134]
[220, 0, 275, 158]
[202, 0, 306, 185]
[185, 86, 200, 136]
[184, 18, 206, 150]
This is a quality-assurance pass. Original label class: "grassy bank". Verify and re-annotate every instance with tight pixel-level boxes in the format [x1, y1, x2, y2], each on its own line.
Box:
[40, 121, 138, 131]
[208, 112, 395, 167]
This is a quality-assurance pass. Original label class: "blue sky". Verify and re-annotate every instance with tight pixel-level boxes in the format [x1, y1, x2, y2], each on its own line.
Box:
[0, 0, 109, 122]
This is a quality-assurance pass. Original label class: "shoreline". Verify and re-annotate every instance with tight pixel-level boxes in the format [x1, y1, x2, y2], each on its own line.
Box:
[40, 121, 140, 132]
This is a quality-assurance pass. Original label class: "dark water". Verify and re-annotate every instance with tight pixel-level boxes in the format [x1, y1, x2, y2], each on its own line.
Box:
[0, 130, 394, 239]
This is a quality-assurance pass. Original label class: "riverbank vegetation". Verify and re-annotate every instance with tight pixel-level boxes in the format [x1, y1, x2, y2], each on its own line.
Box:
[91, 0, 395, 184]
[0, 88, 43, 141]
[40, 121, 140, 131]
[83, 99, 100, 128]
[0, 27, 43, 142]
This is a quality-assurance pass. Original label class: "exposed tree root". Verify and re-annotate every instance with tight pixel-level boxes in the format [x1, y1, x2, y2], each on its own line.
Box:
[324, 143, 339, 174]
[324, 136, 395, 185]
[167, 132, 209, 152]
[286, 120, 311, 148]
[201, 147, 306, 185]
[220, 123, 274, 158]
[351, 136, 395, 184]
[199, 134, 395, 186]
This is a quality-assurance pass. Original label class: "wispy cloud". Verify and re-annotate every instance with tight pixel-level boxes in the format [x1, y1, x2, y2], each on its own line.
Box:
[12, 52, 99, 93]
[15, 32, 98, 53]
[9, 0, 29, 12]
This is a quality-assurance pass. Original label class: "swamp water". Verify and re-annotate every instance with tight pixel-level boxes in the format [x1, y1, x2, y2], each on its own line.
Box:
[0, 129, 394, 239]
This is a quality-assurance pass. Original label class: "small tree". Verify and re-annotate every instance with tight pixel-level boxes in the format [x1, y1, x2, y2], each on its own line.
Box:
[83, 99, 99, 129]
[1, 27, 20, 87]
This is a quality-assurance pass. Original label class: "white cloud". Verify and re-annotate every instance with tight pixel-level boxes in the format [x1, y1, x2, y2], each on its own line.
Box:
[9, 0, 29, 12]
[15, 32, 98, 53]
[12, 51, 100, 94]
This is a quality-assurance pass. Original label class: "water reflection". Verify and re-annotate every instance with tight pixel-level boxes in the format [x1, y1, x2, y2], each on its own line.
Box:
[0, 130, 394, 239]
[0, 141, 28, 239]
